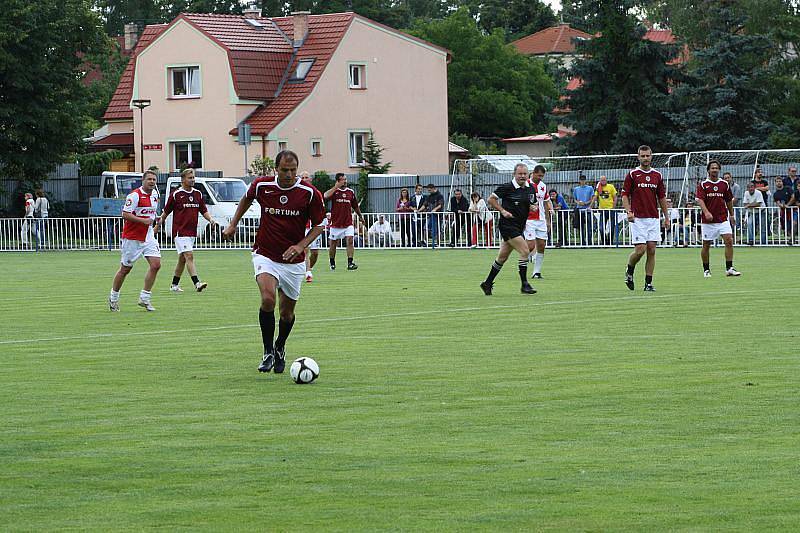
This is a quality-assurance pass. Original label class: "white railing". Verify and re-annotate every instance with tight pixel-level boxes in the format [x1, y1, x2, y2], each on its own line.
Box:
[1, 208, 798, 252]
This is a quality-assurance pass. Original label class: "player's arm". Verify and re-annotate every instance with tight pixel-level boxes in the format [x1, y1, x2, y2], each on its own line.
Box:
[696, 196, 712, 222]
[222, 194, 254, 239]
[545, 198, 554, 232]
[621, 195, 634, 221]
[121, 210, 151, 226]
[352, 198, 365, 225]
[488, 194, 512, 219]
[659, 196, 671, 228]
[726, 199, 736, 225]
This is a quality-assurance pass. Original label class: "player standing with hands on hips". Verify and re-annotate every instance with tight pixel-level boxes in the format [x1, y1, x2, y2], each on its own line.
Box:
[222, 151, 325, 374]
[621, 145, 670, 292]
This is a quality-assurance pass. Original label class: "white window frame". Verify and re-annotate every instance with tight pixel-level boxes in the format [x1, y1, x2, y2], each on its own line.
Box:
[171, 140, 203, 171]
[348, 130, 369, 167]
[169, 66, 201, 98]
[348, 63, 367, 89]
[311, 139, 322, 157]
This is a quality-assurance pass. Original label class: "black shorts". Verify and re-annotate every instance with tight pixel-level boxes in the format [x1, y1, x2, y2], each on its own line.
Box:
[499, 222, 524, 242]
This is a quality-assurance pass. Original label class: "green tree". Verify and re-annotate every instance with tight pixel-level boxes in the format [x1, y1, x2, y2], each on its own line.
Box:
[463, 0, 557, 41]
[80, 37, 129, 134]
[362, 131, 392, 174]
[559, 0, 682, 154]
[667, 0, 773, 150]
[411, 8, 557, 139]
[249, 156, 275, 176]
[94, 0, 164, 35]
[0, 0, 107, 187]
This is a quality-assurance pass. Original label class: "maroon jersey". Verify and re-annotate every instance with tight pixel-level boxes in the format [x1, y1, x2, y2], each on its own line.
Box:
[246, 177, 325, 264]
[163, 187, 208, 237]
[696, 178, 733, 223]
[621, 167, 666, 218]
[329, 187, 358, 228]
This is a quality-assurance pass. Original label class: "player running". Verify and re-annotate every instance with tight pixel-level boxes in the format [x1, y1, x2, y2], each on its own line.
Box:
[524, 165, 552, 279]
[324, 173, 365, 271]
[621, 145, 671, 292]
[160, 168, 218, 293]
[696, 160, 741, 277]
[108, 170, 161, 311]
[480, 163, 537, 295]
[222, 151, 325, 374]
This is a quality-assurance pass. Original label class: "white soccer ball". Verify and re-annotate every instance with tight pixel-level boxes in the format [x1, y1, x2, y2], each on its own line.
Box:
[290, 357, 319, 384]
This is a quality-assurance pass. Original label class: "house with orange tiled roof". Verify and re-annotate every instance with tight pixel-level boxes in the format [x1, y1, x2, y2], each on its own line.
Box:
[510, 23, 593, 68]
[97, 11, 450, 176]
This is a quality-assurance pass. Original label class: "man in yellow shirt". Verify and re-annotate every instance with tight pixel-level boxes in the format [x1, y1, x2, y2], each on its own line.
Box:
[596, 175, 619, 245]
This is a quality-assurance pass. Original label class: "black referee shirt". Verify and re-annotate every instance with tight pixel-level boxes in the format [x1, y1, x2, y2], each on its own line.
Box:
[492, 180, 533, 228]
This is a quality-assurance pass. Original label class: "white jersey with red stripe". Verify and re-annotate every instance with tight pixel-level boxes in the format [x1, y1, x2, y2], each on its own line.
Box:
[526, 179, 548, 221]
[122, 187, 160, 241]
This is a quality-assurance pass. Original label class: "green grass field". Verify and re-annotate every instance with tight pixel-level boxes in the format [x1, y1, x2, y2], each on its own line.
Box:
[2, 247, 799, 530]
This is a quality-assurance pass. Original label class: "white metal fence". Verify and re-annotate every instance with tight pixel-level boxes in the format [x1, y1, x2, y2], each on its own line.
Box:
[2, 208, 798, 252]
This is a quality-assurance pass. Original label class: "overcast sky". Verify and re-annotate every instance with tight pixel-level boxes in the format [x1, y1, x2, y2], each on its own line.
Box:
[544, 0, 562, 12]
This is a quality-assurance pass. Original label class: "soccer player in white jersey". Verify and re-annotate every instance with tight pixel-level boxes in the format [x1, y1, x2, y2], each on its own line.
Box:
[524, 165, 552, 279]
[108, 170, 162, 311]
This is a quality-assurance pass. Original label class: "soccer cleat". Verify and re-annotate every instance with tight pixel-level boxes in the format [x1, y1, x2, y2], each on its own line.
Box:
[330, 264, 336, 271]
[347, 262, 358, 270]
[531, 273, 542, 279]
[258, 351, 275, 373]
[273, 347, 286, 373]
[170, 285, 184, 292]
[305, 272, 313, 283]
[726, 267, 741, 277]
[643, 284, 656, 292]
[108, 298, 120, 312]
[195, 281, 208, 292]
[137, 299, 156, 311]
[625, 273, 635, 291]
[703, 270, 712, 278]
[480, 281, 493, 296]
[520, 282, 537, 294]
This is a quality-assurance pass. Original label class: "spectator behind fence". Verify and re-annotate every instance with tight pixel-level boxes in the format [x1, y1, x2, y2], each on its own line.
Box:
[772, 176, 792, 233]
[469, 191, 492, 247]
[743, 181, 767, 245]
[410, 183, 426, 247]
[788, 184, 800, 242]
[368, 214, 394, 247]
[572, 173, 595, 245]
[662, 198, 681, 245]
[548, 189, 569, 247]
[596, 175, 618, 245]
[723, 172, 741, 207]
[753, 167, 770, 206]
[395, 187, 414, 247]
[21, 192, 35, 247]
[783, 166, 797, 192]
[682, 200, 700, 246]
[34, 189, 49, 246]
[449, 188, 470, 247]
[421, 183, 444, 247]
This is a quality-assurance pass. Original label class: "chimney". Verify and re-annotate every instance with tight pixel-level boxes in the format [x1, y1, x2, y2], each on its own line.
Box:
[291, 11, 310, 48]
[123, 23, 139, 52]
[243, 2, 261, 18]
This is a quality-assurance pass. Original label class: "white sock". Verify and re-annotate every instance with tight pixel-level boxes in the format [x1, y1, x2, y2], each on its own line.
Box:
[140, 289, 152, 301]
[109, 289, 120, 302]
[306, 271, 311, 276]
[534, 253, 544, 275]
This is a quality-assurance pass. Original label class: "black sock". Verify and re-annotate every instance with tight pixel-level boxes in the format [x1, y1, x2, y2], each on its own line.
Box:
[518, 259, 528, 284]
[348, 257, 354, 265]
[726, 260, 733, 270]
[330, 257, 335, 266]
[259, 308, 275, 354]
[275, 317, 295, 351]
[485, 260, 503, 283]
[703, 262, 710, 272]
[191, 275, 200, 285]
[172, 276, 180, 286]
[626, 264, 635, 276]
[645, 275, 653, 285]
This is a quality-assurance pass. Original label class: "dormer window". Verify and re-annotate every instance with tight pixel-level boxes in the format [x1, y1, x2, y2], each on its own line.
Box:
[170, 66, 201, 98]
[291, 59, 315, 81]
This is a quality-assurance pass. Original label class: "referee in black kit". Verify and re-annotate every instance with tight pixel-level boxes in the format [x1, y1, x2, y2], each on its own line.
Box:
[480, 163, 537, 295]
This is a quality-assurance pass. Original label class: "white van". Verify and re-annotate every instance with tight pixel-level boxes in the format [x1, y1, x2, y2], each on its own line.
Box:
[163, 176, 260, 238]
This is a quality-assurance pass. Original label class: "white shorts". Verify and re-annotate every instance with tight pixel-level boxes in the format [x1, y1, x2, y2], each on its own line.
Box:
[329, 225, 354, 241]
[701, 220, 733, 241]
[630, 218, 661, 244]
[524, 219, 548, 241]
[175, 236, 195, 254]
[120, 237, 160, 267]
[252, 253, 305, 301]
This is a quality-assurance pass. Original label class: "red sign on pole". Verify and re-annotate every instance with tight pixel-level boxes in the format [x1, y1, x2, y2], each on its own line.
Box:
[143, 144, 162, 150]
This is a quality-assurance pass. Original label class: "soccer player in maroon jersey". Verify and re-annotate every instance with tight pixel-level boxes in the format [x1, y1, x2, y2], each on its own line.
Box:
[222, 151, 325, 374]
[621, 145, 671, 292]
[696, 160, 740, 277]
[160, 168, 218, 293]
[324, 173, 365, 271]
[108, 170, 161, 311]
